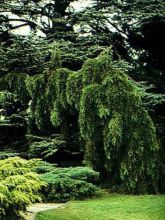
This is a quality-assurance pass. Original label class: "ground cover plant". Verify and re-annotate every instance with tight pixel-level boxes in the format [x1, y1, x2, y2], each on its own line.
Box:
[8, 158, 99, 203]
[0, 157, 45, 220]
[40, 166, 99, 202]
[36, 194, 165, 220]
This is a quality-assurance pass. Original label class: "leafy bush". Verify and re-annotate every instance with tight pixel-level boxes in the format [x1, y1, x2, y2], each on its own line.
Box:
[46, 166, 99, 184]
[30, 159, 56, 174]
[0, 35, 49, 75]
[0, 157, 45, 220]
[40, 167, 99, 202]
[0, 91, 17, 117]
[0, 151, 20, 159]
[28, 135, 65, 159]
[40, 175, 97, 202]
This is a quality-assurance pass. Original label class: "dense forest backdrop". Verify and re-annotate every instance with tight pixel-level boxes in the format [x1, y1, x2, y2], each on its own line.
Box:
[0, 0, 165, 195]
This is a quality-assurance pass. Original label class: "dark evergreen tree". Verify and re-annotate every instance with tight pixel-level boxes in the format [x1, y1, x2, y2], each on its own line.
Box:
[0, 0, 76, 41]
[75, 1, 165, 192]
[26, 50, 159, 193]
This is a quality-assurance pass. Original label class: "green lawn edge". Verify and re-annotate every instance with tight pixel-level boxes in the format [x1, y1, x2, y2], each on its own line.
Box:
[36, 194, 165, 220]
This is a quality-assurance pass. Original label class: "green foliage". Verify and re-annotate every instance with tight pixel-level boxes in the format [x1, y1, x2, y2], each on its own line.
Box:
[29, 135, 66, 159]
[47, 43, 62, 71]
[0, 151, 19, 160]
[0, 35, 49, 75]
[26, 67, 73, 131]
[0, 157, 45, 219]
[0, 91, 23, 121]
[44, 167, 99, 184]
[76, 52, 159, 194]
[66, 71, 82, 109]
[0, 0, 76, 42]
[0, 91, 16, 110]
[30, 159, 56, 174]
[29, 160, 99, 202]
[26, 74, 50, 131]
[40, 167, 99, 202]
[47, 68, 72, 127]
[25, 51, 159, 193]
[0, 0, 163, 196]
[41, 177, 97, 202]
[0, 72, 28, 104]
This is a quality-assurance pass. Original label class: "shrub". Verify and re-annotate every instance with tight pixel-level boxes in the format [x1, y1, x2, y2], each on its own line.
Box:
[0, 151, 19, 159]
[30, 159, 56, 174]
[28, 135, 65, 159]
[40, 167, 99, 202]
[40, 175, 97, 202]
[0, 157, 45, 220]
[46, 166, 99, 184]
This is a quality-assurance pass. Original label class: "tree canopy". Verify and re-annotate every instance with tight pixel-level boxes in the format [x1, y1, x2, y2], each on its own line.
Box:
[23, 51, 159, 193]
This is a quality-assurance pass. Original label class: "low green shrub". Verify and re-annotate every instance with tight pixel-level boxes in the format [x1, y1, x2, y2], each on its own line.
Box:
[30, 159, 56, 174]
[40, 167, 99, 202]
[0, 157, 45, 220]
[46, 166, 99, 184]
[40, 174, 97, 202]
[28, 135, 65, 159]
[0, 151, 19, 159]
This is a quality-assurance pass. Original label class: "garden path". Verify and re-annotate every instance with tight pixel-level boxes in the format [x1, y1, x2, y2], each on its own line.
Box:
[27, 203, 64, 220]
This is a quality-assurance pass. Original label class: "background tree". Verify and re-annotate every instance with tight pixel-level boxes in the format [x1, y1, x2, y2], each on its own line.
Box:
[75, 0, 165, 192]
[68, 51, 159, 194]
[25, 51, 159, 193]
[0, 0, 76, 41]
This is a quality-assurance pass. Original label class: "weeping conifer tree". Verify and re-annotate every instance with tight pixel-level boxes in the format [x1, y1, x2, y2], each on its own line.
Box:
[26, 50, 159, 194]
[67, 50, 159, 194]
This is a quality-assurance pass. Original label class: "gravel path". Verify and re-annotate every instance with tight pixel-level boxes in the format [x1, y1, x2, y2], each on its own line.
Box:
[26, 203, 64, 220]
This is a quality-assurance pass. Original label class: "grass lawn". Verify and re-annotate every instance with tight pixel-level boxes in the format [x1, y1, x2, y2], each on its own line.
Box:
[36, 193, 165, 220]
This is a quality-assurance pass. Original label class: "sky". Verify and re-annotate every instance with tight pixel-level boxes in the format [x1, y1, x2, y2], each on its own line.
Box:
[8, 0, 93, 36]
[70, 0, 92, 12]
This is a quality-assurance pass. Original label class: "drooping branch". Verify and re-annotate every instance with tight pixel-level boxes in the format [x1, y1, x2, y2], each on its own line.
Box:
[10, 23, 31, 30]
[5, 18, 47, 34]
